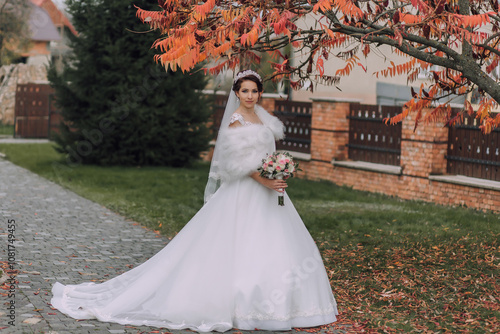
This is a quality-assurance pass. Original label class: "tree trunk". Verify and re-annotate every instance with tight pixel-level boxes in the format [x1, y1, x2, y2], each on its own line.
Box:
[459, 59, 500, 105]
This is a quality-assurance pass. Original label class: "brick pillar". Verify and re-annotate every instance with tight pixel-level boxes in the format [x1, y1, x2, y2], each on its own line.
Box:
[401, 108, 449, 178]
[310, 98, 359, 162]
[261, 93, 287, 114]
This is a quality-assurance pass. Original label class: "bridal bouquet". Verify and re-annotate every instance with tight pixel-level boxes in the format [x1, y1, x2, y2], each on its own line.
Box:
[258, 151, 301, 206]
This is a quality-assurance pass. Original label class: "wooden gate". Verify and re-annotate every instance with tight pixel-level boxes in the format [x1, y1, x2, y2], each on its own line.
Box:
[14, 83, 57, 138]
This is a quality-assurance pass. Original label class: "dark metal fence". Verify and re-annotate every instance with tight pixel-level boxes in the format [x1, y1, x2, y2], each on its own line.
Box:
[446, 115, 500, 181]
[274, 100, 312, 154]
[347, 104, 402, 166]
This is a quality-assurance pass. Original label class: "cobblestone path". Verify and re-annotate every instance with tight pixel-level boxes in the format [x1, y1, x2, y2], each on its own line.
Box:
[0, 158, 345, 334]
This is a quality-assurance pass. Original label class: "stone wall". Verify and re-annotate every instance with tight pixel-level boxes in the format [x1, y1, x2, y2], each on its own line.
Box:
[0, 64, 48, 125]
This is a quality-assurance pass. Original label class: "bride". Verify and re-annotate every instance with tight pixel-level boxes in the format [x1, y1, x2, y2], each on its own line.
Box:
[51, 70, 339, 332]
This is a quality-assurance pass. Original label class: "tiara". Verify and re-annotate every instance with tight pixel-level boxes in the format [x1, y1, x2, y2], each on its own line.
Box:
[233, 70, 262, 83]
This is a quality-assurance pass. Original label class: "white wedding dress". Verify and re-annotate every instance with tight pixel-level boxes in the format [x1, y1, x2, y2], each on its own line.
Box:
[51, 106, 338, 332]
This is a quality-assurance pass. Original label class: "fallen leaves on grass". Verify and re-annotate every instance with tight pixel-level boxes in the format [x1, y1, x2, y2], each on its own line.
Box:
[322, 234, 500, 332]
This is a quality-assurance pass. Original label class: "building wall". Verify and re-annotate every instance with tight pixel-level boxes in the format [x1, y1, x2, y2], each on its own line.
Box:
[22, 41, 52, 66]
[24, 0, 77, 67]
[0, 64, 48, 125]
[290, 16, 431, 104]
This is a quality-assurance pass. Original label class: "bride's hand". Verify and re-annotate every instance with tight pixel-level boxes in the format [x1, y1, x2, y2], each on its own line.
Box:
[250, 172, 288, 192]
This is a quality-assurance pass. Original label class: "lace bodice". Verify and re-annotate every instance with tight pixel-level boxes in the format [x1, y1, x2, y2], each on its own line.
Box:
[229, 113, 255, 126]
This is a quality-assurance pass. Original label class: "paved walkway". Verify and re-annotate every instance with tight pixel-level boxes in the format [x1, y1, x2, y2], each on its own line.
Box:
[0, 137, 50, 144]
[0, 158, 346, 334]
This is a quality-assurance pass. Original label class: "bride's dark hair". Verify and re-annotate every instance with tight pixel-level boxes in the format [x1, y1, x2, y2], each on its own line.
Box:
[232, 73, 263, 93]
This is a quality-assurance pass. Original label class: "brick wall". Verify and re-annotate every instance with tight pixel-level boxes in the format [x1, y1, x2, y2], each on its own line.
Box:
[311, 99, 350, 162]
[297, 98, 500, 213]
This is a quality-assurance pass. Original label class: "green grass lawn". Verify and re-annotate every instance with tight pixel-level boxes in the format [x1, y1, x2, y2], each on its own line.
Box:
[0, 123, 14, 136]
[0, 142, 499, 332]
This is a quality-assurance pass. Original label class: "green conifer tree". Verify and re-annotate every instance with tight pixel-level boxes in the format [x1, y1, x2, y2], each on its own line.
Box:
[49, 0, 210, 167]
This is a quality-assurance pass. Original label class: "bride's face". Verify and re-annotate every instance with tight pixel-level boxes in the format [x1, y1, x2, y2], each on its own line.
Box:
[236, 80, 262, 110]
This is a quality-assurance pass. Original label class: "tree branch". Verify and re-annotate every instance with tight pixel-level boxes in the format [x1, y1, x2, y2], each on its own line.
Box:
[458, 0, 473, 59]
[360, 34, 459, 70]
[476, 44, 500, 58]
[322, 10, 463, 62]
[482, 32, 500, 46]
[0, 0, 11, 15]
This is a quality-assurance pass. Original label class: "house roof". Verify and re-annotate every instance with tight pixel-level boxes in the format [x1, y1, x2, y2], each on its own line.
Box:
[29, 4, 61, 41]
[30, 0, 78, 37]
